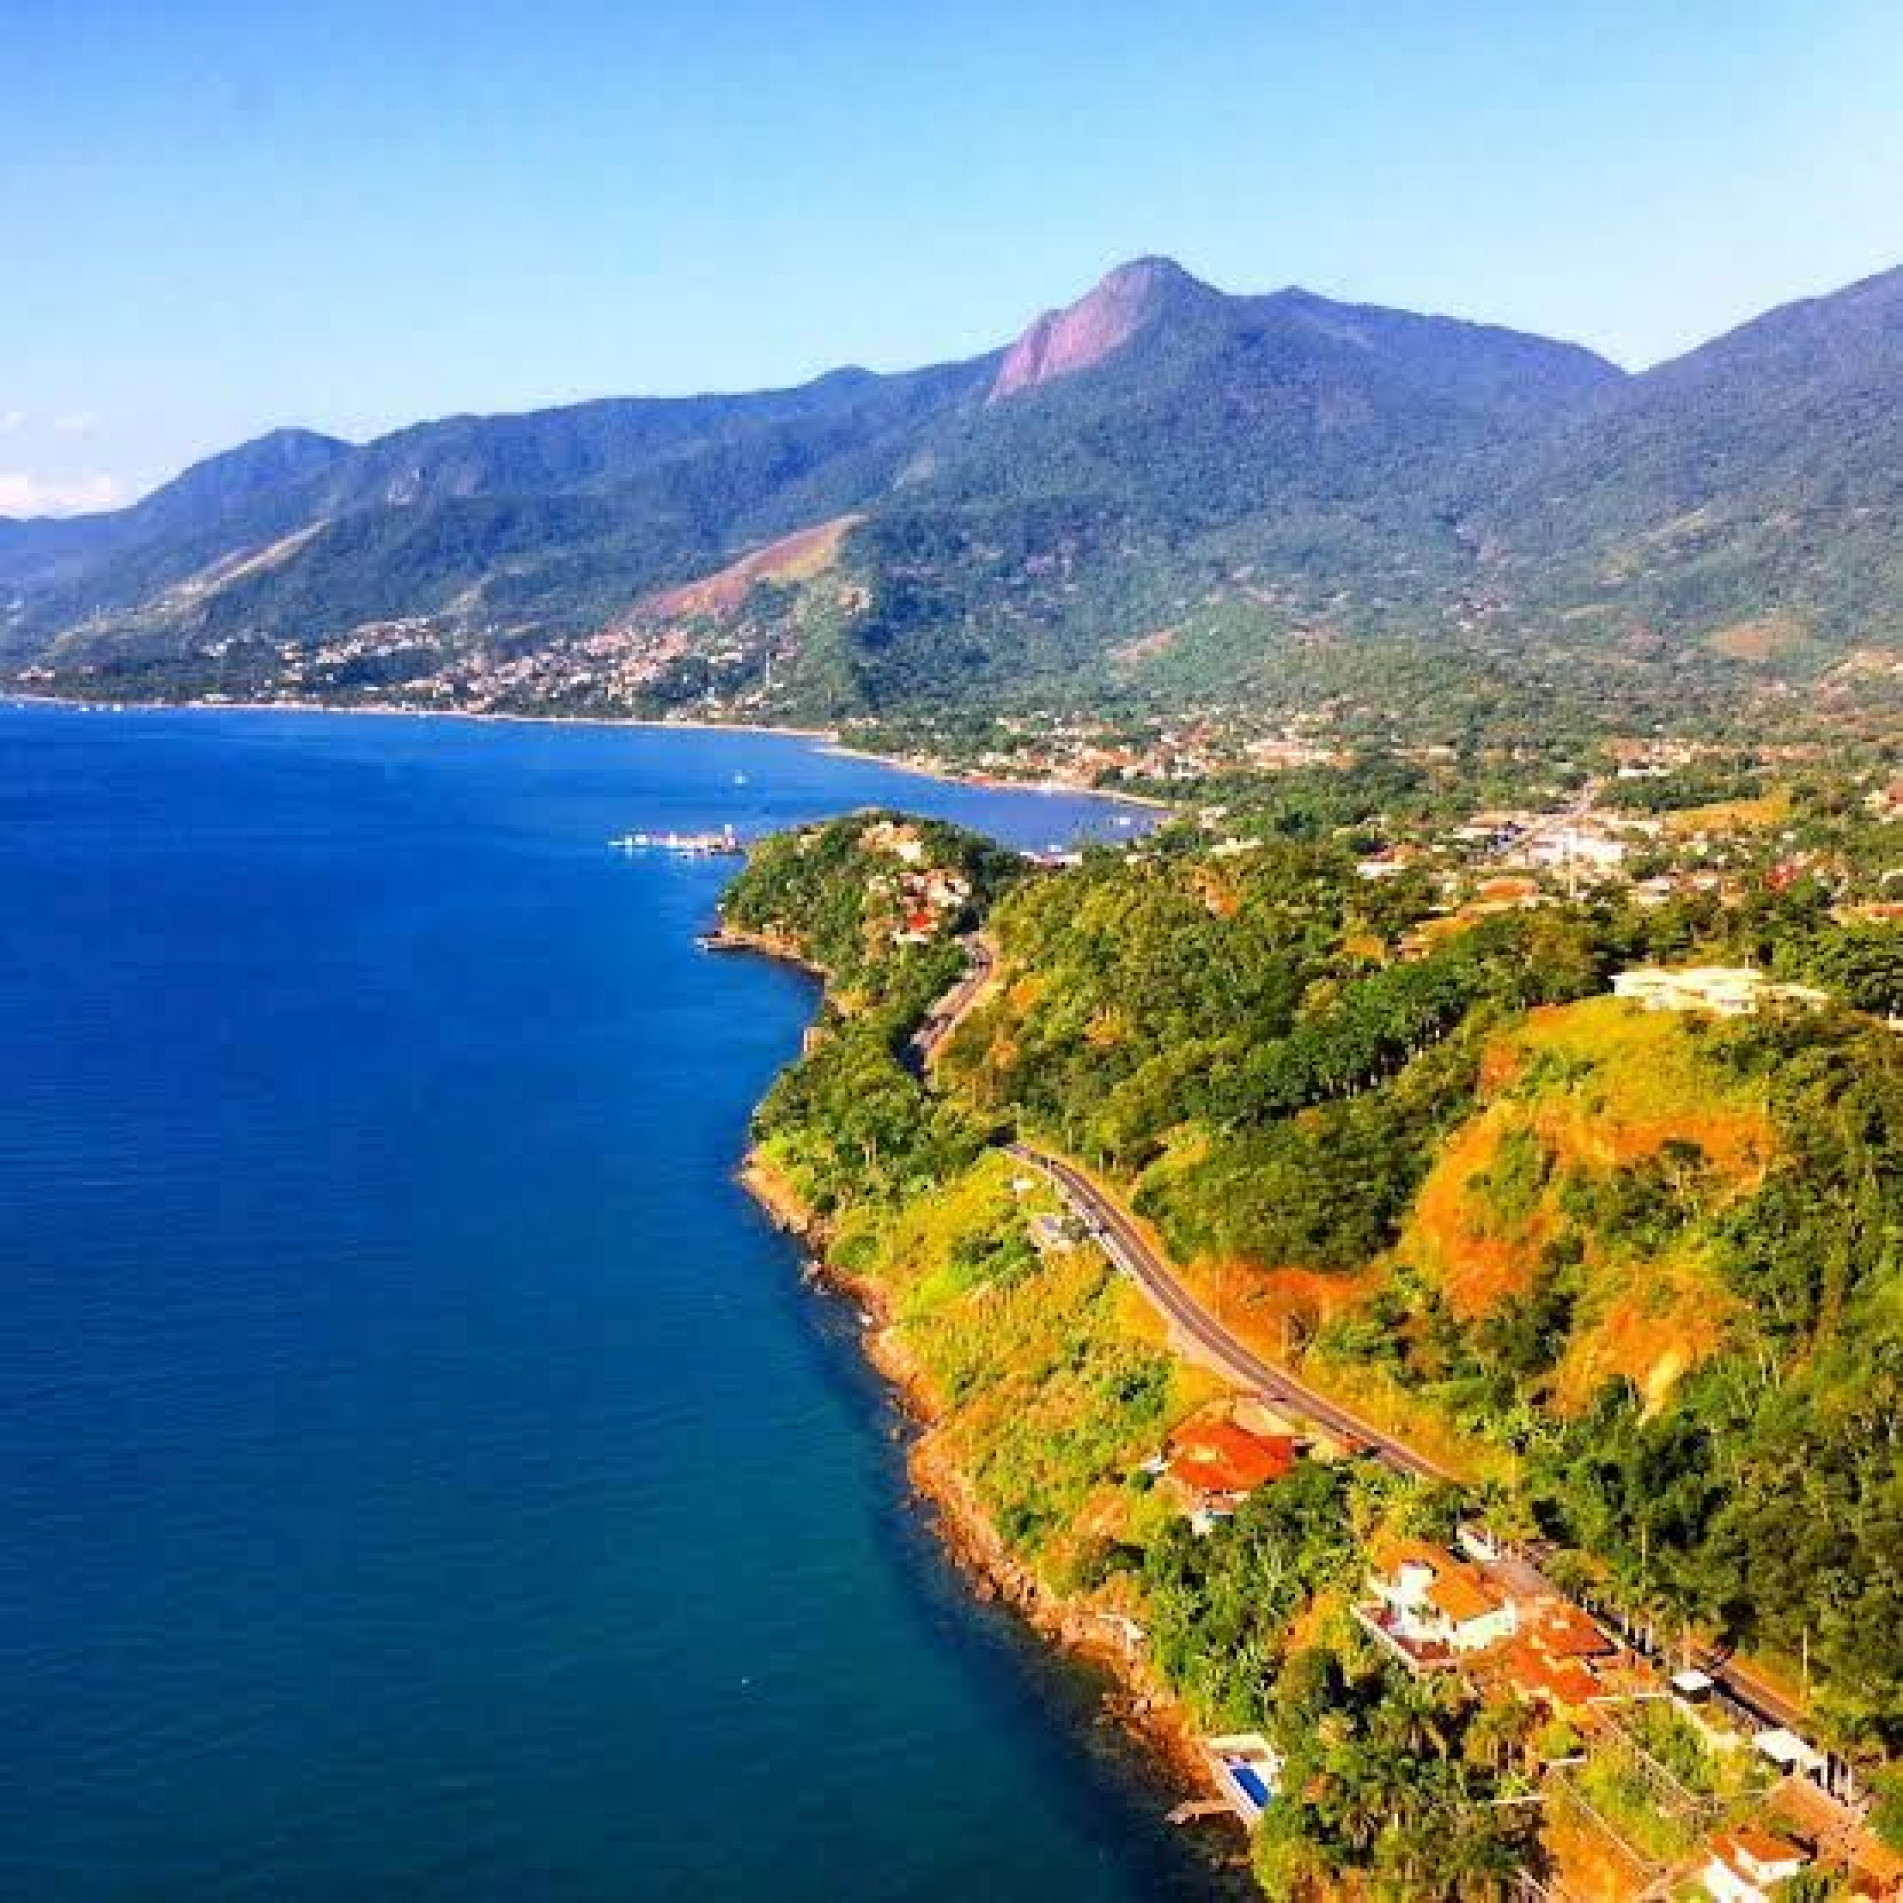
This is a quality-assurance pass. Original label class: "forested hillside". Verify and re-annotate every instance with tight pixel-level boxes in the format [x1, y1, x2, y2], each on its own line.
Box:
[722, 805, 1903, 1896]
[730, 810, 1903, 1755]
[10, 255, 1897, 730]
[1479, 263, 1903, 662]
[947, 836, 1902, 1747]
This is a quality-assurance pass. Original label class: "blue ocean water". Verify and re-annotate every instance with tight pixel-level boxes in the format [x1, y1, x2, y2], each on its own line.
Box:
[0, 705, 1228, 1901]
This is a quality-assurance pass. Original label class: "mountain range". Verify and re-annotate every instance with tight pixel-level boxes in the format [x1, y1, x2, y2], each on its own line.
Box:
[5, 255, 1900, 731]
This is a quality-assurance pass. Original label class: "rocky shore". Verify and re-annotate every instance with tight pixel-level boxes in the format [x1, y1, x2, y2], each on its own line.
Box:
[737, 1150, 1233, 1827]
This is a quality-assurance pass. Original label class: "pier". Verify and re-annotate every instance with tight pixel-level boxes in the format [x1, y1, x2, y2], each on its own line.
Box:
[610, 823, 743, 858]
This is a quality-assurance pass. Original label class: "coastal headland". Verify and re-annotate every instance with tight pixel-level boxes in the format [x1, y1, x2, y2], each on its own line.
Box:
[711, 805, 1902, 1902]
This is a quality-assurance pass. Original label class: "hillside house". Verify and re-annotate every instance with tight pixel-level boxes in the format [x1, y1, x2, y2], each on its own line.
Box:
[1358, 1539, 1519, 1666]
[1520, 1598, 1616, 1663]
[1164, 1418, 1300, 1527]
[862, 819, 927, 864]
[1496, 1640, 1605, 1717]
[1702, 1829, 1810, 1903]
[889, 866, 972, 945]
[1613, 966, 1828, 1017]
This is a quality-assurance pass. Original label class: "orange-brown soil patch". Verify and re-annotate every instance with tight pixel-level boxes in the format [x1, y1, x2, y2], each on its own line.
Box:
[1110, 626, 1179, 666]
[1550, 1261, 1739, 1417]
[1704, 615, 1805, 663]
[642, 512, 862, 619]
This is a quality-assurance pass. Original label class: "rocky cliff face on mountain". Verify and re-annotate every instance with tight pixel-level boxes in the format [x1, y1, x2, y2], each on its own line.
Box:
[987, 255, 1196, 401]
[3, 257, 1897, 731]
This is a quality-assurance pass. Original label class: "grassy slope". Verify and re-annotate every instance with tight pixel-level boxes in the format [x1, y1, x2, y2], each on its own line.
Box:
[1380, 1000, 1773, 1411]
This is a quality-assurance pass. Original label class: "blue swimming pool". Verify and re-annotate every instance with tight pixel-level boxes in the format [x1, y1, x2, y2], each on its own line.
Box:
[1228, 1764, 1272, 1809]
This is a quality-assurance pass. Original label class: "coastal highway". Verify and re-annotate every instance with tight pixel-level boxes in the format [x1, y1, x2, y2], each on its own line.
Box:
[914, 939, 1452, 1482]
[1003, 1141, 1456, 1485]
[909, 934, 996, 1067]
[1007, 1139, 1835, 1750]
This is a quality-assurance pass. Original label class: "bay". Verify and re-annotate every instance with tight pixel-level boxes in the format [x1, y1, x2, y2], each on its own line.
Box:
[0, 705, 1227, 1901]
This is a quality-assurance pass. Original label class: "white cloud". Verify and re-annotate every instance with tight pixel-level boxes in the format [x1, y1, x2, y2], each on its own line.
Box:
[0, 410, 25, 435]
[51, 411, 98, 436]
[0, 471, 123, 516]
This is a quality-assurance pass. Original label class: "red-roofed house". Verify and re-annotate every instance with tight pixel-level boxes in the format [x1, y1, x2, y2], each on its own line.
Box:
[1165, 1419, 1300, 1524]
[1361, 1539, 1519, 1662]
[1425, 1567, 1517, 1648]
[1703, 1829, 1809, 1902]
[1522, 1600, 1616, 1662]
[1499, 1640, 1603, 1715]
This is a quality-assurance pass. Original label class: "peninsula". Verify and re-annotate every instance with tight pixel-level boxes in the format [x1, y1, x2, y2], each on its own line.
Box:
[719, 786, 1903, 1902]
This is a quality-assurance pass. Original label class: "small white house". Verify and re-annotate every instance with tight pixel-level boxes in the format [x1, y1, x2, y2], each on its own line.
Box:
[1366, 1540, 1518, 1655]
[1702, 1828, 1808, 1902]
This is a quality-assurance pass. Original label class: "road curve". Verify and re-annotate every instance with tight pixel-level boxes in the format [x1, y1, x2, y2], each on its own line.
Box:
[1007, 1146, 1835, 1741]
[1005, 1140, 1456, 1485]
[910, 934, 996, 1066]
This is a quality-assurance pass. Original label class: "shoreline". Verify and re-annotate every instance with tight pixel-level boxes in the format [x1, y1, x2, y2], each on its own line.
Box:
[696, 925, 829, 980]
[736, 1148, 1228, 1832]
[4, 690, 1172, 814]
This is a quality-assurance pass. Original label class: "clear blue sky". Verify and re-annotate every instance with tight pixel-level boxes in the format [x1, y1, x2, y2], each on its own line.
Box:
[4, 0, 1901, 513]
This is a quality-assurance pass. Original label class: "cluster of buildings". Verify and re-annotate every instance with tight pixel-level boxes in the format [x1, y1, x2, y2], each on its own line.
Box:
[1481, 808, 1636, 880]
[859, 820, 973, 944]
[1131, 1410, 1895, 1893]
[1348, 1530, 1894, 1900]
[1143, 1438, 1891, 1893]
[1357, 1535, 1522, 1666]
[856, 708, 1352, 793]
[245, 605, 803, 719]
[1703, 1829, 1816, 1903]
[1345, 766, 1900, 981]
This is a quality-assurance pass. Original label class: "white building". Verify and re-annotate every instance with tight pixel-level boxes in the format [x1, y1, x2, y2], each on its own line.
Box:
[1702, 1828, 1809, 1902]
[1518, 821, 1629, 873]
[1364, 1539, 1519, 1656]
[1613, 966, 1828, 1018]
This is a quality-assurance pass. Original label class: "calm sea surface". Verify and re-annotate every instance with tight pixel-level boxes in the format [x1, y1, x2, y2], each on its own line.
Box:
[0, 705, 1228, 1901]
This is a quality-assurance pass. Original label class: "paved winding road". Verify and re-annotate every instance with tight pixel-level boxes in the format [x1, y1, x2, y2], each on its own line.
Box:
[909, 934, 996, 1067]
[1004, 1141, 1457, 1485]
[1008, 1138, 1833, 1749]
